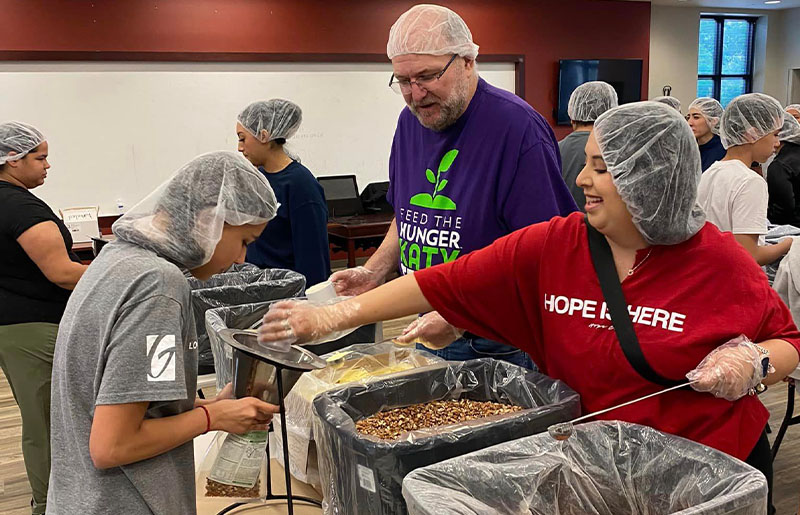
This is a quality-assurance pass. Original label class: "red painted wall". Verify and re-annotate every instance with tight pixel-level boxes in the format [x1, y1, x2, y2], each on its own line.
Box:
[0, 0, 650, 138]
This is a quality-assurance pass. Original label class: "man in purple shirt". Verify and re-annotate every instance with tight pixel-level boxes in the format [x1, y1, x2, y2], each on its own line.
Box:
[331, 4, 576, 367]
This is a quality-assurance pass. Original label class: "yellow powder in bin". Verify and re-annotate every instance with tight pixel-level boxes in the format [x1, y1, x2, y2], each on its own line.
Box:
[335, 363, 415, 384]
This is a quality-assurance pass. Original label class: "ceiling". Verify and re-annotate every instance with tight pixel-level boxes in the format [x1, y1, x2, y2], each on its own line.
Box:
[621, 0, 800, 9]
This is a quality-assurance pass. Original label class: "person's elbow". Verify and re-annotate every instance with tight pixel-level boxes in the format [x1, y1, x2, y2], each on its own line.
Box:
[89, 439, 123, 470]
[43, 263, 86, 290]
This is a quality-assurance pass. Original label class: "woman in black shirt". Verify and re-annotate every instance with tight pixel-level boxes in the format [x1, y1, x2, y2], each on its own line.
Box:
[768, 113, 800, 227]
[0, 121, 87, 515]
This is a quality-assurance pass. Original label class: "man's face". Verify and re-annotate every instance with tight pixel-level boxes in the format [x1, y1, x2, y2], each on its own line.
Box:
[391, 54, 472, 132]
[788, 108, 800, 123]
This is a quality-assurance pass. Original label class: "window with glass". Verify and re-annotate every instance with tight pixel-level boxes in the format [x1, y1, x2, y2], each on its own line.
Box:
[697, 16, 756, 107]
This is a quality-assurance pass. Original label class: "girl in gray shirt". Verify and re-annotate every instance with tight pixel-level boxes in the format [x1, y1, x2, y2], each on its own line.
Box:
[48, 151, 280, 515]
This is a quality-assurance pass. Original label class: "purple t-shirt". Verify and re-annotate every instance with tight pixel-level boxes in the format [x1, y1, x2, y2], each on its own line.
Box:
[388, 78, 577, 275]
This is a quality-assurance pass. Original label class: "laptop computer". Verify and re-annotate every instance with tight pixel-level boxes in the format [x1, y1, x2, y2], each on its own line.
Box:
[317, 174, 364, 218]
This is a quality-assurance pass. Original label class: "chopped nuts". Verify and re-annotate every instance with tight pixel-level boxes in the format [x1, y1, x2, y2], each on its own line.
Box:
[355, 399, 523, 440]
[205, 478, 261, 498]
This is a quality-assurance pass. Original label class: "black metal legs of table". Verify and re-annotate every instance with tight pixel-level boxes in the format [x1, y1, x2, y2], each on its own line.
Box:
[771, 377, 799, 460]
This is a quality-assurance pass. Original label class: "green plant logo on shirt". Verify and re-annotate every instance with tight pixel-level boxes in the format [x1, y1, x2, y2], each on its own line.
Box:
[409, 149, 458, 210]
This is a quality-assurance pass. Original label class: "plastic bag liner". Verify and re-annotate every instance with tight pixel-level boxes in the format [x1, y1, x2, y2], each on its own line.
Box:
[402, 420, 768, 515]
[273, 342, 444, 486]
[189, 266, 305, 374]
[311, 358, 580, 515]
[206, 300, 381, 391]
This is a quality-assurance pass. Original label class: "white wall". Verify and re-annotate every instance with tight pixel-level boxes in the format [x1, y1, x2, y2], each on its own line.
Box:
[0, 62, 516, 216]
[780, 7, 800, 104]
[649, 5, 789, 110]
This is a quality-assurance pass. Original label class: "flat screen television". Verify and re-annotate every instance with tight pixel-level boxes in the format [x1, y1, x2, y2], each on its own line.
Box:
[556, 59, 643, 125]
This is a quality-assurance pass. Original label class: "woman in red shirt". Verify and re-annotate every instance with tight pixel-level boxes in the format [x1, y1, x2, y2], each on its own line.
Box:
[258, 102, 800, 513]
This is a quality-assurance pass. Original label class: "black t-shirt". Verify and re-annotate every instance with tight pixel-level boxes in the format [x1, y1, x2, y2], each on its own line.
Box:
[0, 181, 80, 325]
[767, 143, 800, 227]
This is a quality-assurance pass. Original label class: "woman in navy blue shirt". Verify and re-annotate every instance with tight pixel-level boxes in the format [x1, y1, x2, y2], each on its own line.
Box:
[236, 99, 331, 285]
[687, 98, 726, 172]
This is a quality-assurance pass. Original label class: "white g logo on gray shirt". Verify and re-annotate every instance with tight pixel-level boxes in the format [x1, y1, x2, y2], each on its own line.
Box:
[146, 335, 177, 382]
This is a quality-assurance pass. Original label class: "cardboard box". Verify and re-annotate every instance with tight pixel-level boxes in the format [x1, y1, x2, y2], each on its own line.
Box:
[60, 206, 100, 243]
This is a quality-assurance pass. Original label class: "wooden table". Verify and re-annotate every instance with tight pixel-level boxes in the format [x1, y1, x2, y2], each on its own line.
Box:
[327, 212, 394, 268]
[71, 234, 115, 263]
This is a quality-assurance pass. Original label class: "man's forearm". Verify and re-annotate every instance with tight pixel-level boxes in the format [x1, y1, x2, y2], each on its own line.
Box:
[363, 218, 400, 280]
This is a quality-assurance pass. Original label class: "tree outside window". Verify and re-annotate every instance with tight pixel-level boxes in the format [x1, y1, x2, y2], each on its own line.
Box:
[697, 16, 756, 107]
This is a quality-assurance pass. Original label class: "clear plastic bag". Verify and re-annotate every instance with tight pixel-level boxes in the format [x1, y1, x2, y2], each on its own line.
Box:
[273, 342, 444, 485]
[402, 420, 768, 515]
[195, 430, 268, 501]
[206, 300, 379, 391]
[311, 358, 580, 515]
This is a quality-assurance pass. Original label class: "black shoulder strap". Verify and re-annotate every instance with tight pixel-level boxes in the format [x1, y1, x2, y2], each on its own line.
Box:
[584, 216, 682, 387]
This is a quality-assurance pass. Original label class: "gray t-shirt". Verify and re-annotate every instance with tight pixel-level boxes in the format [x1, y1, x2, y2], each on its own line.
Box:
[48, 240, 199, 515]
[558, 130, 591, 211]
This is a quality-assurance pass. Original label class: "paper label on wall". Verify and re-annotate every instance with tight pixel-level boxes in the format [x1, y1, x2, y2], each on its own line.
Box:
[357, 464, 376, 493]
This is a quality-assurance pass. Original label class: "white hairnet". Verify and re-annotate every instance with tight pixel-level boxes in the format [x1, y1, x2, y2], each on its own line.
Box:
[594, 101, 705, 245]
[786, 104, 800, 113]
[719, 93, 783, 150]
[387, 4, 479, 60]
[0, 121, 45, 165]
[113, 151, 278, 269]
[567, 81, 618, 123]
[237, 99, 302, 143]
[778, 111, 800, 145]
[652, 96, 682, 112]
[688, 97, 723, 135]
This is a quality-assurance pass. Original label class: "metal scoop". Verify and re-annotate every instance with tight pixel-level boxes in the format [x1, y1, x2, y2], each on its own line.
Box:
[548, 381, 692, 441]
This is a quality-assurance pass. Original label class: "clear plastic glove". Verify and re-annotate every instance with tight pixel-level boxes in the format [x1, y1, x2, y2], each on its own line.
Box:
[256, 299, 358, 352]
[686, 335, 765, 401]
[394, 311, 465, 350]
[330, 266, 384, 296]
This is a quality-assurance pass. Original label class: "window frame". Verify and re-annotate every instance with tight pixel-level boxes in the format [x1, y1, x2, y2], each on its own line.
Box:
[697, 15, 757, 103]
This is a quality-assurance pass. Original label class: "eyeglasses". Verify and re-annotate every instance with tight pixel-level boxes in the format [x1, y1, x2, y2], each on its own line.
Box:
[389, 54, 458, 94]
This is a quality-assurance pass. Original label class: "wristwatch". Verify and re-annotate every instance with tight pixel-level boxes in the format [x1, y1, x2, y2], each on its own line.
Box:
[751, 343, 774, 377]
[749, 343, 774, 394]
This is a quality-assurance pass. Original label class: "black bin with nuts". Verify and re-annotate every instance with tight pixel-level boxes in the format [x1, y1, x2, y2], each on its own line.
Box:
[311, 358, 581, 515]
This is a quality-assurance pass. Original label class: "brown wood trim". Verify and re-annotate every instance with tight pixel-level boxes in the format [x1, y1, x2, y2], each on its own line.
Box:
[0, 51, 525, 96]
[0, 51, 390, 63]
[98, 214, 120, 235]
[515, 58, 525, 100]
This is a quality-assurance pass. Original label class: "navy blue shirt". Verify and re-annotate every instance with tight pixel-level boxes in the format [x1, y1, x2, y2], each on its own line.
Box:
[246, 161, 331, 286]
[699, 134, 726, 172]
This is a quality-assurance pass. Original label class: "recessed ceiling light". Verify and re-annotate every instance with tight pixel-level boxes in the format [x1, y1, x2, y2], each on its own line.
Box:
[764, 1, 781, 4]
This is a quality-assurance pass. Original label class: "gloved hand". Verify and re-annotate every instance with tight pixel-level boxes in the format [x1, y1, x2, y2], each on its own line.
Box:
[394, 311, 464, 350]
[257, 299, 358, 352]
[330, 266, 384, 296]
[687, 335, 766, 401]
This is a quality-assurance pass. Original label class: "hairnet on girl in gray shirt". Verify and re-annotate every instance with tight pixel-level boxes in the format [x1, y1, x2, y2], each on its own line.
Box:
[113, 151, 278, 269]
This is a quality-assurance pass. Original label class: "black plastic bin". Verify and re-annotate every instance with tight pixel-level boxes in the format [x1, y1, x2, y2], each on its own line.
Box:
[311, 358, 581, 515]
[189, 265, 305, 374]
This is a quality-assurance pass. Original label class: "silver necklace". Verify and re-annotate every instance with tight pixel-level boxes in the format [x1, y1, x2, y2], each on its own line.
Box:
[627, 249, 653, 276]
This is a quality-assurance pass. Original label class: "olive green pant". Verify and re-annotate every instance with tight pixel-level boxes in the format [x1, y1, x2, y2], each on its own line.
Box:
[0, 322, 57, 515]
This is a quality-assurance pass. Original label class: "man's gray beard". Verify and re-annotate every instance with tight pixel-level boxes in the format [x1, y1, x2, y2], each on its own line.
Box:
[410, 79, 470, 132]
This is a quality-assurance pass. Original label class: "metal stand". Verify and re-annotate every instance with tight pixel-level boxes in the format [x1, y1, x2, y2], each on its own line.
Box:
[217, 369, 322, 514]
[772, 377, 799, 460]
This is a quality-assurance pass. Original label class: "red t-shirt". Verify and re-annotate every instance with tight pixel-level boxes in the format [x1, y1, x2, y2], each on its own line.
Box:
[415, 212, 800, 459]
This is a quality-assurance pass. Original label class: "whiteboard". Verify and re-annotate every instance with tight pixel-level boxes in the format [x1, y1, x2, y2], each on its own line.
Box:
[0, 61, 516, 215]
